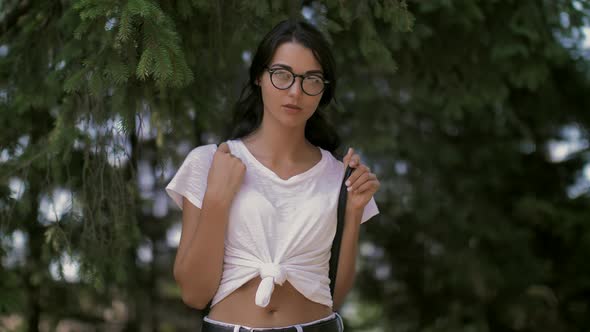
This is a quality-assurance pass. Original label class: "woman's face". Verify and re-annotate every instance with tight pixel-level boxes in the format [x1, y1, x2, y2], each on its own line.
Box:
[257, 42, 325, 129]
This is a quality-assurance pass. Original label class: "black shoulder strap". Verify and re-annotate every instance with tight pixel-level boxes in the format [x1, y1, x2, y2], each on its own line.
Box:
[329, 165, 354, 299]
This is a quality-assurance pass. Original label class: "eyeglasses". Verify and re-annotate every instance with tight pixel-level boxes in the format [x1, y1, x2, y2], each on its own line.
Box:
[265, 67, 330, 96]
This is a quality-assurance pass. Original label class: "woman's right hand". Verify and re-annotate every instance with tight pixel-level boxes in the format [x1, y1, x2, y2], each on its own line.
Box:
[206, 141, 246, 203]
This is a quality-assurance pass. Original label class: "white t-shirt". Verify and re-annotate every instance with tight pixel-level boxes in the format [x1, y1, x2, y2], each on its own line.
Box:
[166, 138, 379, 309]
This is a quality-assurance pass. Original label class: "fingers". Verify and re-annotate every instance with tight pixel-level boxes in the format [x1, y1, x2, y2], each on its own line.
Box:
[343, 147, 353, 168]
[343, 147, 370, 192]
[217, 141, 239, 158]
[353, 177, 380, 194]
[217, 142, 230, 153]
[349, 154, 361, 167]
[344, 147, 363, 168]
[345, 164, 373, 191]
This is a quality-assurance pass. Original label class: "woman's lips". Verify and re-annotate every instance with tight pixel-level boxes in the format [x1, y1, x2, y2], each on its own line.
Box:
[283, 104, 302, 113]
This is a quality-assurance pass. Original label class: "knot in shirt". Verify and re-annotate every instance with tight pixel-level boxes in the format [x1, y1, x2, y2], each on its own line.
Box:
[255, 263, 287, 308]
[259, 263, 287, 284]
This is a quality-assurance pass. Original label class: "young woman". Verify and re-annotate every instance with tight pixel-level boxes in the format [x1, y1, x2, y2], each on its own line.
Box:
[166, 19, 381, 332]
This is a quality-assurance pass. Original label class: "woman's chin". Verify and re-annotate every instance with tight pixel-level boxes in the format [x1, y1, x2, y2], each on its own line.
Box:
[267, 110, 308, 127]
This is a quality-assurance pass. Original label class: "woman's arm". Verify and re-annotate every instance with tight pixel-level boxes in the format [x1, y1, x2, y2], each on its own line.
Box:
[332, 147, 381, 311]
[173, 191, 232, 309]
[173, 142, 245, 309]
[331, 205, 363, 311]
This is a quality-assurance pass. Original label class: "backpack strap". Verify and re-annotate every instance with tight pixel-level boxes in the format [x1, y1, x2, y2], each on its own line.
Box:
[329, 165, 354, 301]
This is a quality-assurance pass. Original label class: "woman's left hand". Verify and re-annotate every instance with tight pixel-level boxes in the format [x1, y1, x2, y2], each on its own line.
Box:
[343, 147, 381, 211]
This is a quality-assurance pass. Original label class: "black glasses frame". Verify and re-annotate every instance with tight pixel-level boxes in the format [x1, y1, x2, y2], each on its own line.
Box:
[264, 67, 330, 96]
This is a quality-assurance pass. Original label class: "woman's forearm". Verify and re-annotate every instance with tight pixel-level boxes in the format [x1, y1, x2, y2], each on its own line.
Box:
[332, 206, 363, 311]
[174, 191, 232, 309]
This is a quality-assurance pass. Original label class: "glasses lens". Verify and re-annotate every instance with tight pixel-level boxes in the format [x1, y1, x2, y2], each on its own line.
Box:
[270, 69, 293, 89]
[302, 76, 325, 96]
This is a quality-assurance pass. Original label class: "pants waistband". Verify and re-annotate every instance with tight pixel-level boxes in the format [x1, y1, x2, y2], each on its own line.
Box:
[201, 312, 343, 332]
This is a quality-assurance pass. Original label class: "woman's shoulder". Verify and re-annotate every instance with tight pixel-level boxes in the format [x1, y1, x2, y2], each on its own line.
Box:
[184, 139, 248, 161]
[317, 147, 347, 177]
[319, 147, 343, 166]
[185, 143, 218, 161]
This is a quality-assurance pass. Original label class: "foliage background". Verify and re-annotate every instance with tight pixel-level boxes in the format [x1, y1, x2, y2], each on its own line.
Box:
[1, 0, 590, 331]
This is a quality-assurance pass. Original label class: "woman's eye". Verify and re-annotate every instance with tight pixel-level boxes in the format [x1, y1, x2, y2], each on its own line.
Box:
[275, 70, 291, 79]
[306, 76, 323, 83]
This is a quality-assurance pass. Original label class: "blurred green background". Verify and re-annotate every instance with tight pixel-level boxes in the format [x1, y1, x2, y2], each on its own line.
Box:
[2, 0, 590, 331]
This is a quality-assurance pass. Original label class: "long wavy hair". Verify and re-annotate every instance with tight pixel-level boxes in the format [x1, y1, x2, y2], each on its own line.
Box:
[221, 19, 342, 157]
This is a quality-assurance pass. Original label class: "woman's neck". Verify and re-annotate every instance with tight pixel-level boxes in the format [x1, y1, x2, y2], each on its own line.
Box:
[241, 124, 314, 166]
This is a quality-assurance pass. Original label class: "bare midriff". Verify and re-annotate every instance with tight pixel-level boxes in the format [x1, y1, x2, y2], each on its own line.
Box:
[207, 276, 333, 327]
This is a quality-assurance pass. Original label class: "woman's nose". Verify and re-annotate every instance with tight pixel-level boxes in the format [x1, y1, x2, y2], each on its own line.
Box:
[287, 77, 303, 96]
